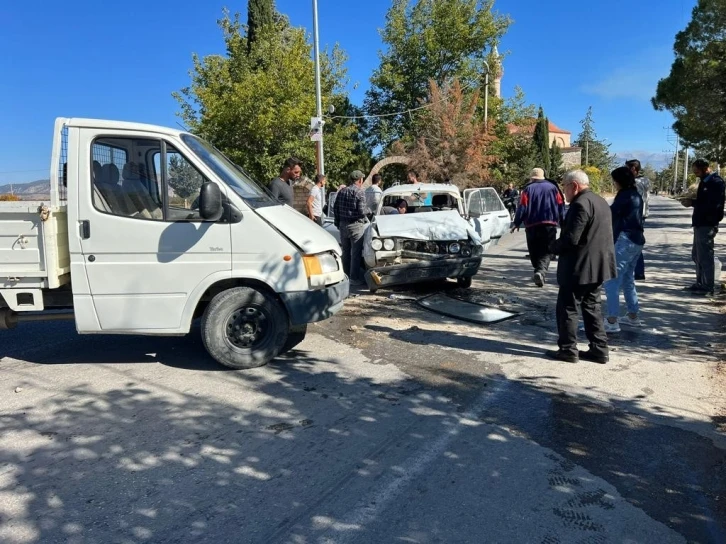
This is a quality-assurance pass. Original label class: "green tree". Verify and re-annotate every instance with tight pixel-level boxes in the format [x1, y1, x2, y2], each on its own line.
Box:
[246, 0, 275, 54]
[532, 106, 551, 175]
[574, 106, 615, 173]
[364, 0, 511, 149]
[174, 9, 370, 186]
[489, 86, 538, 186]
[652, 0, 726, 165]
[549, 141, 563, 181]
[168, 155, 203, 206]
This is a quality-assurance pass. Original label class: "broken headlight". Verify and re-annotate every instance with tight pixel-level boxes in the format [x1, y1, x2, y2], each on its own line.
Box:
[371, 239, 383, 250]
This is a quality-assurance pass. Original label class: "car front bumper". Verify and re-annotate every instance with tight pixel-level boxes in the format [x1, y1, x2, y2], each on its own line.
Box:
[280, 279, 350, 326]
[364, 257, 482, 291]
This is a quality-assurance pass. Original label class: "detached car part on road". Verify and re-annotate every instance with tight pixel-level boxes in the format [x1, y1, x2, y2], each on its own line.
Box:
[325, 184, 510, 292]
[0, 118, 348, 369]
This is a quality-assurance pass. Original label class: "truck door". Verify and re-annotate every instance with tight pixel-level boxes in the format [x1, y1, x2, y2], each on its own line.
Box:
[74, 130, 232, 332]
[463, 188, 511, 248]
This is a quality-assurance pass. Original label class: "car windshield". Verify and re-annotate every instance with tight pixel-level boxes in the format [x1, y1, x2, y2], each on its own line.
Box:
[181, 134, 275, 208]
[381, 191, 460, 213]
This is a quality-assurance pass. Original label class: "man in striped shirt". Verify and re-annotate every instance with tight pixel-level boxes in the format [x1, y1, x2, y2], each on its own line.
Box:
[334, 170, 369, 286]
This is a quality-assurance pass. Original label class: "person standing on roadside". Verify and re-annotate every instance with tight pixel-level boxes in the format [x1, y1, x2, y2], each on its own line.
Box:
[683, 159, 725, 295]
[602, 167, 645, 333]
[626, 159, 650, 281]
[365, 174, 384, 217]
[307, 174, 326, 226]
[546, 170, 616, 364]
[512, 168, 565, 287]
[334, 170, 369, 286]
[270, 157, 302, 206]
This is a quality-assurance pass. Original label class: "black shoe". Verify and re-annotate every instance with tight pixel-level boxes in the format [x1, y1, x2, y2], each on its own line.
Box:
[684, 283, 708, 292]
[545, 349, 578, 363]
[635, 275, 645, 281]
[578, 350, 608, 364]
[533, 272, 544, 287]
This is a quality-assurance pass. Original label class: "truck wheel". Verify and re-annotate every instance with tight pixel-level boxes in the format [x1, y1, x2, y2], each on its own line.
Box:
[457, 276, 473, 288]
[201, 287, 288, 369]
[280, 324, 307, 355]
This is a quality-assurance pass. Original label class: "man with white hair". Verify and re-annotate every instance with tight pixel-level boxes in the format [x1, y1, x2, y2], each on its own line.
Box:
[547, 170, 616, 364]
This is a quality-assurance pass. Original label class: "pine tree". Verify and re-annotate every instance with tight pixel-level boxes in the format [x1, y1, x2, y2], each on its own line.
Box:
[247, 0, 275, 54]
[549, 141, 563, 180]
[532, 106, 551, 175]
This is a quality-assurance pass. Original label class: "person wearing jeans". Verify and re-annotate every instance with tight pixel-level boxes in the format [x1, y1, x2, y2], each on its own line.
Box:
[602, 167, 645, 333]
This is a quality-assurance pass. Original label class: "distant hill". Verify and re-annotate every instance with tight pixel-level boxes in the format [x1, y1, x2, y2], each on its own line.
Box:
[0, 179, 51, 201]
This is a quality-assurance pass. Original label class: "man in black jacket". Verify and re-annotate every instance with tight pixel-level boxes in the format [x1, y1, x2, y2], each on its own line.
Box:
[547, 170, 616, 364]
[684, 159, 725, 295]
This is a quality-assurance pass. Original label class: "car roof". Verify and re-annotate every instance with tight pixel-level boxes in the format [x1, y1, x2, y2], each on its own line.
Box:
[382, 183, 461, 197]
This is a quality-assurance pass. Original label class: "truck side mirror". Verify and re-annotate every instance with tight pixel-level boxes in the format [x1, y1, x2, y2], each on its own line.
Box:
[199, 181, 223, 221]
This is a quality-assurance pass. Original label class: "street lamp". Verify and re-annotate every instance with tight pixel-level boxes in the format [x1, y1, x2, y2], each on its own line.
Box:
[312, 0, 325, 175]
[482, 60, 489, 130]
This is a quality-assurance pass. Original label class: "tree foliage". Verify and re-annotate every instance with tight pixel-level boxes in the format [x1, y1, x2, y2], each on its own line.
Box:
[549, 141, 563, 181]
[532, 106, 551, 175]
[173, 9, 370, 186]
[246, 0, 275, 54]
[364, 0, 510, 150]
[168, 155, 203, 200]
[0, 194, 21, 202]
[652, 0, 726, 164]
[407, 79, 495, 188]
[573, 106, 615, 173]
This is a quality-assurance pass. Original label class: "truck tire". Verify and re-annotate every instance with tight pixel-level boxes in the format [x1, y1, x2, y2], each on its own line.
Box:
[457, 276, 473, 288]
[280, 324, 307, 355]
[201, 287, 289, 369]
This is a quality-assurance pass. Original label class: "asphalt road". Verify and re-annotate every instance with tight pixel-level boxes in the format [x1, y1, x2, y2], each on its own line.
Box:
[0, 196, 724, 544]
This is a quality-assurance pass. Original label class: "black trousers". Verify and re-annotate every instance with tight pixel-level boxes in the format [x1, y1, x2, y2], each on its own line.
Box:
[556, 282, 608, 356]
[526, 225, 557, 274]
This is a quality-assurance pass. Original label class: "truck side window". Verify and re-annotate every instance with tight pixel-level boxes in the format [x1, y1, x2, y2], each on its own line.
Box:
[92, 137, 164, 220]
[164, 145, 209, 221]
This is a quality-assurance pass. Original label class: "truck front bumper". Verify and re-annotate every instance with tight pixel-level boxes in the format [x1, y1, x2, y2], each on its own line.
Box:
[364, 257, 482, 291]
[280, 279, 350, 326]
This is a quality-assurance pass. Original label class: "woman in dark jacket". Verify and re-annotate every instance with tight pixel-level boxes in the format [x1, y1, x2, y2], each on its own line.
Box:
[603, 166, 645, 333]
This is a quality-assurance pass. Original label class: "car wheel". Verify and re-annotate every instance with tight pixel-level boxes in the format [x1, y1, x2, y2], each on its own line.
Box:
[457, 276, 473, 288]
[201, 287, 288, 369]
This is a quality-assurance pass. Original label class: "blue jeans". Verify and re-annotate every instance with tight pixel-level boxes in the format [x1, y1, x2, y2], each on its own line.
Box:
[604, 234, 643, 319]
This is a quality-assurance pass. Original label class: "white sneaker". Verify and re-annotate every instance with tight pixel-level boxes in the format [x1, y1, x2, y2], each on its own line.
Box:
[604, 320, 621, 333]
[621, 315, 643, 327]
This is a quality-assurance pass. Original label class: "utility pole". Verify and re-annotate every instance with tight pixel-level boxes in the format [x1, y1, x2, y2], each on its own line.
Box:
[682, 146, 689, 192]
[672, 139, 679, 194]
[311, 0, 325, 175]
[482, 60, 489, 129]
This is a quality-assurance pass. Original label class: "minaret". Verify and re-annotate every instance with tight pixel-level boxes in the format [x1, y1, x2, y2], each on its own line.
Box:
[493, 46, 503, 98]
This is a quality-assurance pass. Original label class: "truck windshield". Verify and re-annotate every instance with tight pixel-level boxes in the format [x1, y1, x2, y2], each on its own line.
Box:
[181, 134, 275, 208]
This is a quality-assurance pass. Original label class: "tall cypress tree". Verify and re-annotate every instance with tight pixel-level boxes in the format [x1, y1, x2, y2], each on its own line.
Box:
[247, 0, 275, 54]
[532, 106, 551, 175]
[549, 141, 563, 180]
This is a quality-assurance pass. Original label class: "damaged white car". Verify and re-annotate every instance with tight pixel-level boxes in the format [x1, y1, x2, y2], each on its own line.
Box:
[325, 184, 510, 292]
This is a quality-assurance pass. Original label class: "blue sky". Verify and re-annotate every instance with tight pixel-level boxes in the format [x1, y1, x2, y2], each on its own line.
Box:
[0, 0, 695, 184]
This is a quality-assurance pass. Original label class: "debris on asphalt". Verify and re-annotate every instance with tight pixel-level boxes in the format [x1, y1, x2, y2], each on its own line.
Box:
[14, 387, 23, 393]
[348, 325, 361, 333]
[418, 293, 518, 325]
[388, 294, 417, 301]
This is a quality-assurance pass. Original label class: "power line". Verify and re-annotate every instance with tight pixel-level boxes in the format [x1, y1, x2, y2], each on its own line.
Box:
[326, 78, 480, 121]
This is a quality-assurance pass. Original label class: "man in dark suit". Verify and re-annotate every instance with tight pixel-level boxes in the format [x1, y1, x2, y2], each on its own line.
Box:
[547, 170, 616, 364]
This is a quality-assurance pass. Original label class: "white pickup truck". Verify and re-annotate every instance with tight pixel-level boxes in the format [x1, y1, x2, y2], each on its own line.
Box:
[0, 118, 348, 369]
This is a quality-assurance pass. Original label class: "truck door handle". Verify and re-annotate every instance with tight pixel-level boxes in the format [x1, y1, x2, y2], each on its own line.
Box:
[80, 220, 91, 239]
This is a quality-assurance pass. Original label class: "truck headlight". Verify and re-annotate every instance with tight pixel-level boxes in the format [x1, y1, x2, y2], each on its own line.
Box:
[383, 239, 395, 251]
[303, 253, 339, 277]
[371, 239, 383, 251]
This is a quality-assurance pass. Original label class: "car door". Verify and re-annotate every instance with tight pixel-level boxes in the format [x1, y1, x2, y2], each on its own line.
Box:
[464, 188, 511, 247]
[323, 190, 341, 243]
[462, 189, 494, 249]
[73, 128, 232, 332]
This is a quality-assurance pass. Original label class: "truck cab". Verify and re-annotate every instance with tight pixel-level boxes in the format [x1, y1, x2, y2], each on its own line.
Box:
[0, 118, 348, 369]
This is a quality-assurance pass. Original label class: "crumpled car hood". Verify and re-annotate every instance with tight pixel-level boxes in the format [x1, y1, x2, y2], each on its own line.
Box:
[374, 210, 480, 243]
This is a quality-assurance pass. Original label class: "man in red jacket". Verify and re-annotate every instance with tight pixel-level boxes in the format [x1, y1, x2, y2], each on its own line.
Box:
[512, 168, 565, 287]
